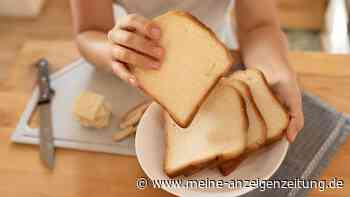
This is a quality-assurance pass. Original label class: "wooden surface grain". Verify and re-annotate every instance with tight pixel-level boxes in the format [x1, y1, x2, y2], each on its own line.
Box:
[0, 40, 349, 197]
[277, 0, 327, 30]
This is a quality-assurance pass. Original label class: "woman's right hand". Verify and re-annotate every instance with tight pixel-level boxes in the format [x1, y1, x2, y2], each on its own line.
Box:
[108, 14, 164, 87]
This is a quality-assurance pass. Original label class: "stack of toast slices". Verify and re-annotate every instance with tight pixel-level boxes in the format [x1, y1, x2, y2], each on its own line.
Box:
[218, 69, 289, 176]
[164, 69, 289, 178]
[164, 82, 248, 177]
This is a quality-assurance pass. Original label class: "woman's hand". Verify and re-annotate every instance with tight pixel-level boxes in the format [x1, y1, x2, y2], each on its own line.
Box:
[265, 68, 304, 142]
[108, 14, 164, 87]
[235, 0, 304, 142]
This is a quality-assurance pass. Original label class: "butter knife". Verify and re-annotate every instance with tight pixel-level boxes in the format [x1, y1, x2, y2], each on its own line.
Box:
[37, 59, 55, 170]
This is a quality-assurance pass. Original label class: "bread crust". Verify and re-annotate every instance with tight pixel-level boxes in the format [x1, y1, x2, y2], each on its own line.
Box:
[219, 154, 247, 176]
[238, 80, 266, 150]
[119, 100, 151, 128]
[221, 78, 267, 151]
[214, 82, 251, 177]
[163, 85, 247, 178]
[140, 74, 228, 129]
[219, 135, 286, 177]
[136, 11, 234, 128]
[233, 85, 249, 149]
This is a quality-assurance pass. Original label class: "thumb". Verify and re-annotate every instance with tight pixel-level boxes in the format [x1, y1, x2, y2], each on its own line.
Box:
[285, 89, 304, 142]
[273, 80, 304, 142]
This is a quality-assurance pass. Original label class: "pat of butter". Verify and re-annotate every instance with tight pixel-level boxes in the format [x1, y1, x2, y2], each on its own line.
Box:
[73, 91, 111, 128]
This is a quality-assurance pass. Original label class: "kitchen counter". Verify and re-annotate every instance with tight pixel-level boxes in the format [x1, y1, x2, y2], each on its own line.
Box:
[0, 40, 349, 197]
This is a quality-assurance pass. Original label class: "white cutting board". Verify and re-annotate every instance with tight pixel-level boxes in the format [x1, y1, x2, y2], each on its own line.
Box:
[11, 59, 148, 155]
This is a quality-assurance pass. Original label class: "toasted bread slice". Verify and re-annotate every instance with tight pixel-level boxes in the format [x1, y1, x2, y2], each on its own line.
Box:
[127, 11, 233, 128]
[221, 79, 267, 151]
[232, 69, 289, 143]
[164, 82, 248, 178]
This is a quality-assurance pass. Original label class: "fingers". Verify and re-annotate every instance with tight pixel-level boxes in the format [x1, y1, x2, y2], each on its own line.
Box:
[110, 61, 138, 88]
[111, 45, 161, 69]
[108, 29, 164, 60]
[108, 14, 164, 71]
[114, 14, 161, 40]
[272, 78, 304, 142]
[285, 83, 304, 142]
[286, 107, 304, 142]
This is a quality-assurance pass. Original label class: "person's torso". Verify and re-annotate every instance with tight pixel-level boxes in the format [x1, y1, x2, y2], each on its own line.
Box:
[114, 0, 237, 48]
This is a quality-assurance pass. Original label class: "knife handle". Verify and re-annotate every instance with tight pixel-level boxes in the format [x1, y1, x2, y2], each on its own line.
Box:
[37, 59, 54, 104]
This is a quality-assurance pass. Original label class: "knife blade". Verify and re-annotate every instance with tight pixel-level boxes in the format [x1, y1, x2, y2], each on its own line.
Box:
[37, 58, 55, 170]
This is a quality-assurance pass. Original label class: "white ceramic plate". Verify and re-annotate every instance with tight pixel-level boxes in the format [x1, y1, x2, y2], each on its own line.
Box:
[135, 103, 289, 196]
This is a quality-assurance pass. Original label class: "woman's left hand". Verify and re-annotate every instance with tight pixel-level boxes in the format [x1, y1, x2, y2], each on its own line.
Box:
[266, 68, 304, 142]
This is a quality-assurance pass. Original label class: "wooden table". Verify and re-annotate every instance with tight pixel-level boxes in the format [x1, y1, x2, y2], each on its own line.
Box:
[277, 0, 327, 30]
[1, 40, 349, 197]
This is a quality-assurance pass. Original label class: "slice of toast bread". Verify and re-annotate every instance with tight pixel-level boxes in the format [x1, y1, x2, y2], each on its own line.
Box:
[164, 82, 248, 178]
[221, 79, 267, 151]
[130, 11, 234, 128]
[232, 69, 289, 143]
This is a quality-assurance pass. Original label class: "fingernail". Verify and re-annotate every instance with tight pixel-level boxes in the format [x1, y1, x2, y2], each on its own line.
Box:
[290, 132, 297, 142]
[111, 63, 117, 72]
[107, 31, 112, 41]
[153, 47, 164, 58]
[150, 27, 161, 39]
[128, 77, 138, 87]
[149, 62, 161, 69]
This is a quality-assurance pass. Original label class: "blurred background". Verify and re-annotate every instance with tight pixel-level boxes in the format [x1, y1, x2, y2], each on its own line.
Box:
[0, 0, 349, 67]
